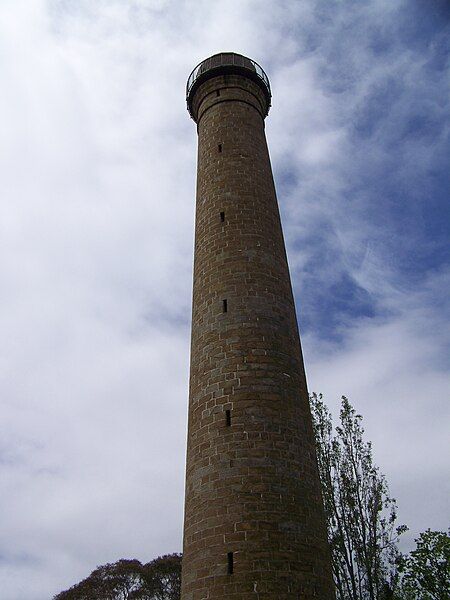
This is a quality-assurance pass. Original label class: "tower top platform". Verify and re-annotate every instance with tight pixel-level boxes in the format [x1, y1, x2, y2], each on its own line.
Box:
[186, 52, 271, 119]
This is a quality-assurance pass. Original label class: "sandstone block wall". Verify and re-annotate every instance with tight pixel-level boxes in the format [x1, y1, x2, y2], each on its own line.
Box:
[182, 68, 335, 600]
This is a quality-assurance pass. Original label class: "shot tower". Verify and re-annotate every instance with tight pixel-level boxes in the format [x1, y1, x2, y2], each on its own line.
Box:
[182, 53, 334, 600]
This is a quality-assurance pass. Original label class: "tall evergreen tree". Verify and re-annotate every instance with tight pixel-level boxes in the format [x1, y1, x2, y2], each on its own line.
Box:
[310, 394, 407, 600]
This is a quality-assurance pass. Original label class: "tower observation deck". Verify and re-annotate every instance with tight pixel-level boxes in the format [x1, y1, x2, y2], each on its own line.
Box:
[187, 52, 271, 119]
[181, 52, 335, 600]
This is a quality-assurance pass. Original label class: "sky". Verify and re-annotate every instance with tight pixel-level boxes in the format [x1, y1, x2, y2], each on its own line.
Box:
[0, 0, 449, 598]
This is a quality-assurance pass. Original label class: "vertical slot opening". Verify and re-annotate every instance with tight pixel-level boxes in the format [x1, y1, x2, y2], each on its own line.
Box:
[226, 409, 231, 426]
[227, 552, 234, 575]
[216, 89, 220, 97]
[220, 211, 225, 222]
[222, 299, 228, 313]
[218, 144, 222, 153]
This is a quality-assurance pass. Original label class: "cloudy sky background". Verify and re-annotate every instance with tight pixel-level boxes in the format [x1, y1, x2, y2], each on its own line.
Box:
[1, 0, 449, 597]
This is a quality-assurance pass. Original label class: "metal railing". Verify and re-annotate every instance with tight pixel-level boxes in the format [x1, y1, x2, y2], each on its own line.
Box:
[186, 53, 271, 99]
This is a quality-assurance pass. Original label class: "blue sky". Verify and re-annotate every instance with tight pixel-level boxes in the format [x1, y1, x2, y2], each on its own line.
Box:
[271, 0, 450, 342]
[0, 1, 448, 598]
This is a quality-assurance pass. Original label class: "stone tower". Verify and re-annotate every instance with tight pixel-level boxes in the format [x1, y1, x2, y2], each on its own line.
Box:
[182, 53, 335, 600]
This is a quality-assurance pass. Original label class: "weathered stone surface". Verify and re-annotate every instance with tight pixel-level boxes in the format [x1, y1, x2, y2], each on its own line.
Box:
[181, 55, 335, 600]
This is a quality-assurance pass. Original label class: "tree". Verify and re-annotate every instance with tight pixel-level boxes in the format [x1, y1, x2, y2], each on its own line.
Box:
[310, 393, 407, 600]
[141, 553, 181, 600]
[396, 529, 450, 600]
[53, 554, 181, 600]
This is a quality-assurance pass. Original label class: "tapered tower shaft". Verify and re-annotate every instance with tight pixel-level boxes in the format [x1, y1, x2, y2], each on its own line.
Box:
[182, 53, 334, 600]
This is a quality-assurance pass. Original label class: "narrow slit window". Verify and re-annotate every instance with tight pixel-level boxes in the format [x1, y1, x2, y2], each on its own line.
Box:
[227, 552, 234, 575]
[222, 299, 228, 313]
[216, 89, 220, 97]
[220, 211, 225, 222]
[226, 409, 231, 426]
[218, 143, 222, 153]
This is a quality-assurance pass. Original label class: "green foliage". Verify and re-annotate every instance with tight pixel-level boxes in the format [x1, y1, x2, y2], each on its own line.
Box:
[396, 530, 450, 600]
[53, 553, 181, 600]
[310, 393, 407, 600]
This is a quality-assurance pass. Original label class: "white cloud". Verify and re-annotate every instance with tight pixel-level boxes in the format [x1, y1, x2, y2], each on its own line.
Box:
[305, 271, 450, 548]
